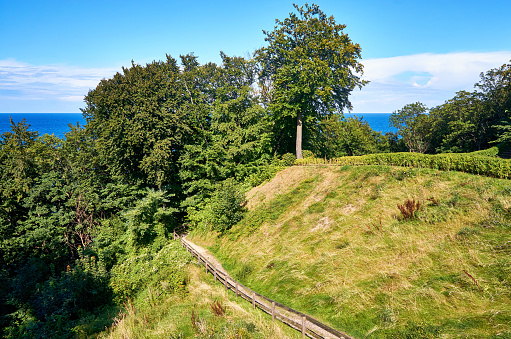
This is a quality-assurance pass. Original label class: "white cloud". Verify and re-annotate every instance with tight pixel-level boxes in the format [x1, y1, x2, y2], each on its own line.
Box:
[351, 51, 511, 113]
[0, 59, 121, 112]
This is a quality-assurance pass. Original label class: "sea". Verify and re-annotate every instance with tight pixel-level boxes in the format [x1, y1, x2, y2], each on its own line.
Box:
[0, 112, 395, 139]
[1, 113, 86, 139]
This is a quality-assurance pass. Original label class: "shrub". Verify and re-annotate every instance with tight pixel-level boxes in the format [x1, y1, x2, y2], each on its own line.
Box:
[6, 254, 113, 339]
[109, 242, 190, 303]
[123, 189, 178, 250]
[281, 153, 296, 166]
[302, 150, 315, 158]
[470, 146, 499, 157]
[207, 179, 247, 233]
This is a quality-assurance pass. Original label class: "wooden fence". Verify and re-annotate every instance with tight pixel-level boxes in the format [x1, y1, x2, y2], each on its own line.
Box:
[177, 234, 352, 339]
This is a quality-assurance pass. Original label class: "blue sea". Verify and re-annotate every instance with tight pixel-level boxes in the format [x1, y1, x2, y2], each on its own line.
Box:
[0, 113, 395, 139]
[1, 113, 86, 139]
[344, 113, 396, 134]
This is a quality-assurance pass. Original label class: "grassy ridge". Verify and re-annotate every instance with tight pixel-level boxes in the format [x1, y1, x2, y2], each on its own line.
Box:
[190, 165, 511, 338]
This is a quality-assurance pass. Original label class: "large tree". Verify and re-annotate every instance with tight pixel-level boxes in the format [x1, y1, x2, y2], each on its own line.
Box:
[257, 3, 367, 158]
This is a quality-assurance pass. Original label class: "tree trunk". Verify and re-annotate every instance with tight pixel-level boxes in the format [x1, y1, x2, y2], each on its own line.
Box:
[296, 110, 303, 159]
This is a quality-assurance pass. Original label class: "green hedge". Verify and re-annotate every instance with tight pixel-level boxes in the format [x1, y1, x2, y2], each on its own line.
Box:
[470, 146, 500, 157]
[295, 152, 511, 179]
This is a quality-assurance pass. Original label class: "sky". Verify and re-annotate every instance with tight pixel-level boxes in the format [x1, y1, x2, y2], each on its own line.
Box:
[1, 0, 510, 113]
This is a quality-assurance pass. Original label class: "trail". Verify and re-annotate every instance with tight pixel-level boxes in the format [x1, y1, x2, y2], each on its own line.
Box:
[181, 236, 231, 278]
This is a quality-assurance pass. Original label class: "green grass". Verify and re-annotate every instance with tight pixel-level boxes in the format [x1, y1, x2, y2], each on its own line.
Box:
[189, 165, 511, 338]
[96, 240, 301, 339]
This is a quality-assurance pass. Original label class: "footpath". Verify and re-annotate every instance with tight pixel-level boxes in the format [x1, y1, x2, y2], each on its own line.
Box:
[179, 235, 352, 339]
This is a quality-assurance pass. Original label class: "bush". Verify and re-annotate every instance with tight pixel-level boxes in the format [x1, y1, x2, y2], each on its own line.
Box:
[4, 254, 112, 339]
[302, 150, 315, 158]
[470, 146, 499, 157]
[32, 255, 111, 321]
[281, 153, 296, 166]
[207, 179, 247, 233]
[123, 189, 178, 250]
[109, 242, 190, 303]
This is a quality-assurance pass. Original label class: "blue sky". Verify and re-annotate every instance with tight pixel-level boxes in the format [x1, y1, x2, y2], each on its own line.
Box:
[1, 0, 510, 113]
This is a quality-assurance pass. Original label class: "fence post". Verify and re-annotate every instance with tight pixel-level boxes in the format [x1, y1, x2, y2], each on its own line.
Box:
[272, 301, 275, 321]
[252, 292, 255, 309]
[173, 230, 176, 240]
[302, 315, 306, 338]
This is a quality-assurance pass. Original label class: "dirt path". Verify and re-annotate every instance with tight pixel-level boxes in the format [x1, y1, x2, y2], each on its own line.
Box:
[180, 235, 351, 339]
[181, 235, 231, 278]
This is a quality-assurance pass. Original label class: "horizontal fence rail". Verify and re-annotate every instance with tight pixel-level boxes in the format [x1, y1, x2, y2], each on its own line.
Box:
[177, 234, 352, 339]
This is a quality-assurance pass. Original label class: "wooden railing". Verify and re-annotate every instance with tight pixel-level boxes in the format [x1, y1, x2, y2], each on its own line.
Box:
[177, 234, 353, 339]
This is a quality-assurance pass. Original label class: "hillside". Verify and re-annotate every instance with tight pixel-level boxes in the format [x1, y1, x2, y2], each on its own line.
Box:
[189, 165, 511, 338]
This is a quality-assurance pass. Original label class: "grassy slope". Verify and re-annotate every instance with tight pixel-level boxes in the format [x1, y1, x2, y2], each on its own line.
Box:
[190, 165, 511, 338]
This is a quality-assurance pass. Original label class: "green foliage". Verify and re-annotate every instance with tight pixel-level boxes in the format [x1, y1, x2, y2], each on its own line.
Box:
[206, 179, 247, 233]
[82, 56, 188, 190]
[491, 112, 511, 144]
[281, 153, 296, 166]
[257, 3, 366, 158]
[178, 53, 272, 208]
[391, 60, 511, 154]
[4, 254, 112, 339]
[297, 151, 511, 179]
[242, 156, 289, 188]
[319, 115, 390, 157]
[109, 242, 191, 303]
[302, 150, 315, 158]
[430, 91, 487, 153]
[390, 102, 432, 153]
[471, 146, 500, 157]
[123, 189, 178, 250]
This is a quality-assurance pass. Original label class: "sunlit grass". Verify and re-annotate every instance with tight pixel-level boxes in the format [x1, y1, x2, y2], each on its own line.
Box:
[98, 257, 300, 338]
[190, 165, 511, 338]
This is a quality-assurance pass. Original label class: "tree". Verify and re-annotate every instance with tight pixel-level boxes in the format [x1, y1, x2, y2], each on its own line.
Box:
[317, 115, 389, 157]
[476, 60, 511, 122]
[429, 91, 487, 153]
[82, 56, 189, 191]
[179, 53, 271, 209]
[257, 3, 367, 158]
[390, 102, 432, 153]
